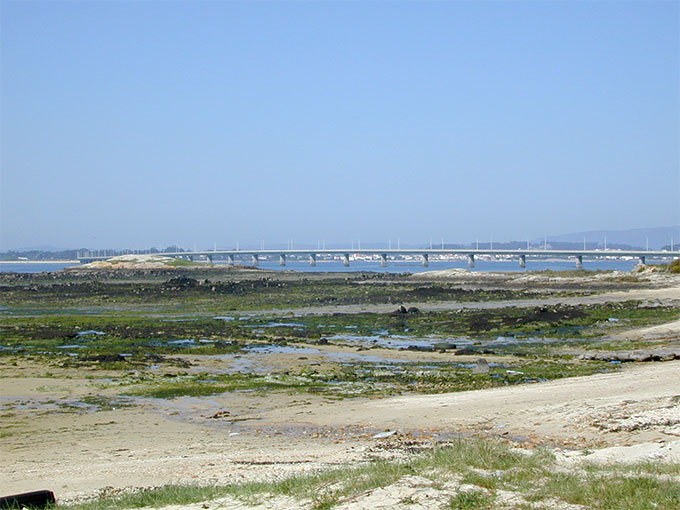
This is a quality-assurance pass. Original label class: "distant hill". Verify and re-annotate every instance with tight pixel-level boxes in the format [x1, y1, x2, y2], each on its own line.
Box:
[535, 226, 680, 250]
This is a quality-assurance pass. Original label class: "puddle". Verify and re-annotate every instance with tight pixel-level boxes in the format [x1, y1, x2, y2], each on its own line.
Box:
[76, 330, 106, 336]
[188, 354, 268, 375]
[324, 332, 586, 351]
[163, 338, 216, 346]
[167, 339, 195, 345]
[327, 334, 458, 350]
[244, 344, 320, 355]
[0, 396, 134, 413]
[325, 352, 413, 364]
[0, 345, 34, 351]
[485, 336, 583, 347]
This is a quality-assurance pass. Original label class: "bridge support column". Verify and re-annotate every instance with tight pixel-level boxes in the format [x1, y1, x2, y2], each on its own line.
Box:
[467, 254, 475, 268]
[279, 254, 286, 266]
[309, 254, 316, 266]
[639, 256, 646, 265]
[343, 253, 350, 267]
[251, 254, 258, 267]
[380, 254, 387, 267]
[575, 255, 583, 269]
[227, 254, 234, 265]
[519, 254, 526, 268]
[422, 254, 429, 267]
[207, 255, 213, 264]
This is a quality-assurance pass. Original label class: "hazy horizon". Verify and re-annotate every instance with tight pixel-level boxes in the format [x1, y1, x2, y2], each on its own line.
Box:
[2, 1, 678, 251]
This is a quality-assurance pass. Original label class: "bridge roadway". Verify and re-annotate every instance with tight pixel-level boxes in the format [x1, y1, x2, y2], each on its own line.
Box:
[79, 248, 679, 269]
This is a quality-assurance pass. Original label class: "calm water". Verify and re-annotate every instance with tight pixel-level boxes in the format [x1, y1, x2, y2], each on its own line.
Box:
[0, 258, 665, 274]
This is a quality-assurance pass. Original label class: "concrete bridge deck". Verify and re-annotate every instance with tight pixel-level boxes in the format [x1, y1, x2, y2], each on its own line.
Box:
[78, 248, 679, 269]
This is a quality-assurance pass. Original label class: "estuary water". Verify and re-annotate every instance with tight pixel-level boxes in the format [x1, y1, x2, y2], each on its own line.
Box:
[0, 258, 664, 274]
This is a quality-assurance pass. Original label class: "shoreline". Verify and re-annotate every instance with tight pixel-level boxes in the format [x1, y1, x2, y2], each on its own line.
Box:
[0, 259, 78, 264]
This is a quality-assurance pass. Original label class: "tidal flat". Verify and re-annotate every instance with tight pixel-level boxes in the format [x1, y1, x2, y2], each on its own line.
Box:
[1, 266, 680, 508]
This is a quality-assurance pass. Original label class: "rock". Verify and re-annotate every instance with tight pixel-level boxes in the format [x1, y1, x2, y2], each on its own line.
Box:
[81, 354, 127, 363]
[406, 345, 435, 352]
[407, 307, 420, 314]
[372, 430, 397, 439]
[578, 348, 680, 363]
[162, 276, 199, 289]
[433, 342, 457, 350]
[394, 305, 408, 314]
[209, 410, 230, 419]
[455, 348, 478, 355]
[472, 358, 490, 374]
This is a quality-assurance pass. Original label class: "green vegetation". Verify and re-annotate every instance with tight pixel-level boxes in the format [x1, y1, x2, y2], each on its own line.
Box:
[0, 283, 673, 397]
[0, 271, 586, 311]
[3, 269, 678, 508]
[2, 300, 676, 357]
[56, 438, 680, 510]
[112, 357, 609, 400]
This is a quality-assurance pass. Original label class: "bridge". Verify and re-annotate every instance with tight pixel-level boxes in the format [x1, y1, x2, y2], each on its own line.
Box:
[79, 248, 679, 269]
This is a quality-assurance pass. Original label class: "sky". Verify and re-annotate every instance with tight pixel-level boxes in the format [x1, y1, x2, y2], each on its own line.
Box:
[1, 0, 678, 250]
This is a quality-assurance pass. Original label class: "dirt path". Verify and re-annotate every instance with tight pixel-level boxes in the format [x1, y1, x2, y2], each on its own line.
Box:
[255, 360, 680, 450]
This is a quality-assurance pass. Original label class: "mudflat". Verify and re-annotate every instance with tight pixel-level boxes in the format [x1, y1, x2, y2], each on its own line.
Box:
[1, 266, 679, 506]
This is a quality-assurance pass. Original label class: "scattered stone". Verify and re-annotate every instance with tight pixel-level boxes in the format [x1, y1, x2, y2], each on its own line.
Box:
[208, 410, 230, 419]
[407, 307, 420, 314]
[372, 430, 397, 439]
[406, 345, 435, 352]
[454, 348, 477, 355]
[578, 348, 680, 363]
[472, 358, 490, 374]
[163, 276, 199, 288]
[81, 354, 127, 363]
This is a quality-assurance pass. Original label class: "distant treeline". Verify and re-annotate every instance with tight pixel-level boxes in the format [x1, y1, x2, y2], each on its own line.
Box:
[0, 246, 188, 261]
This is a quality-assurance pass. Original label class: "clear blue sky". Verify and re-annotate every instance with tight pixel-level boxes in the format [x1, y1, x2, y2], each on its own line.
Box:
[1, 0, 678, 250]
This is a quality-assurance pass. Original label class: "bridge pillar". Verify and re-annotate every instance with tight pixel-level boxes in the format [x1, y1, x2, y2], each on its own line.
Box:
[639, 256, 646, 265]
[279, 254, 286, 266]
[251, 254, 259, 267]
[380, 254, 387, 267]
[207, 255, 213, 264]
[467, 254, 475, 268]
[519, 254, 526, 268]
[309, 254, 317, 266]
[576, 255, 583, 269]
[343, 253, 350, 267]
[227, 254, 235, 265]
[422, 253, 429, 267]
